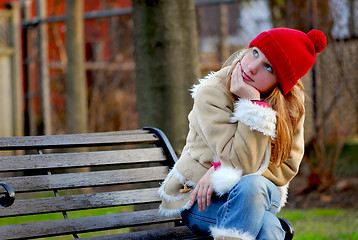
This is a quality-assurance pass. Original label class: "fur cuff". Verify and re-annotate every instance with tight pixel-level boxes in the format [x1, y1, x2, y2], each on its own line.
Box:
[278, 183, 289, 211]
[211, 164, 243, 197]
[158, 199, 191, 217]
[210, 226, 255, 240]
[158, 167, 196, 202]
[230, 99, 277, 140]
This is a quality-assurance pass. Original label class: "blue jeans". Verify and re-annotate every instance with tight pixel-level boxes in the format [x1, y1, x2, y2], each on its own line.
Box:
[181, 175, 285, 239]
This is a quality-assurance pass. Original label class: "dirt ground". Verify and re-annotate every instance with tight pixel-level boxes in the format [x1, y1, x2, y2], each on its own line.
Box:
[286, 175, 358, 209]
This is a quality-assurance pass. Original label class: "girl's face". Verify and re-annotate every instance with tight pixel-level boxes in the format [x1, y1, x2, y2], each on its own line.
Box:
[240, 47, 278, 93]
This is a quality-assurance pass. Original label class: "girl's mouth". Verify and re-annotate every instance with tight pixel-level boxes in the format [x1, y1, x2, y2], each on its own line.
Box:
[242, 70, 254, 82]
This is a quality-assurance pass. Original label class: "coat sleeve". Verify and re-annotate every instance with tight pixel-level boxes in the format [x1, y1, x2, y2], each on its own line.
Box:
[193, 81, 277, 175]
[262, 114, 305, 186]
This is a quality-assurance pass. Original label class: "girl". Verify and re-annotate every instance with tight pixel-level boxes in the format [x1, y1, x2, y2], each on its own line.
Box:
[158, 28, 326, 240]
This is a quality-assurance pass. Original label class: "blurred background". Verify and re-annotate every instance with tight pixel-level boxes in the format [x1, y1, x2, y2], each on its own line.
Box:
[0, 0, 357, 238]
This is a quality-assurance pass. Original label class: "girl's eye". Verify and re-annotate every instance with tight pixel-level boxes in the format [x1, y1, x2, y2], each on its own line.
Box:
[253, 49, 259, 57]
[265, 64, 273, 73]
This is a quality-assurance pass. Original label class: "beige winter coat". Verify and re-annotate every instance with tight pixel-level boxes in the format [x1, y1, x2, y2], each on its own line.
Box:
[158, 65, 305, 216]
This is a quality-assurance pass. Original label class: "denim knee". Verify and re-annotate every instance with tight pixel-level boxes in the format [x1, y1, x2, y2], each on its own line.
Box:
[228, 175, 280, 210]
[231, 175, 267, 195]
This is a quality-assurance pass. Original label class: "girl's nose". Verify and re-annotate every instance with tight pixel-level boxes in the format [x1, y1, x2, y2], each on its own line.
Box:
[248, 61, 259, 74]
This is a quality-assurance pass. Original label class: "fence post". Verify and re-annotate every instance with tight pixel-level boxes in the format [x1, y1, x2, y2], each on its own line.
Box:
[22, 0, 38, 136]
[0, 3, 23, 137]
[0, 50, 13, 137]
[36, 0, 52, 135]
[9, 3, 23, 137]
[219, 3, 230, 62]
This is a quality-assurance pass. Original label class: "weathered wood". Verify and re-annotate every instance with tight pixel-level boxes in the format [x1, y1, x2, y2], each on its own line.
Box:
[81, 226, 212, 240]
[0, 129, 196, 239]
[0, 209, 180, 240]
[0, 148, 165, 172]
[0, 130, 158, 150]
[1, 166, 168, 193]
[0, 188, 161, 217]
[0, 3, 24, 137]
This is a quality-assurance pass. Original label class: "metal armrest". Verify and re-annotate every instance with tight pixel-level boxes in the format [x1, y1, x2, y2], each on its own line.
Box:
[143, 127, 178, 167]
[278, 217, 294, 240]
[0, 182, 15, 207]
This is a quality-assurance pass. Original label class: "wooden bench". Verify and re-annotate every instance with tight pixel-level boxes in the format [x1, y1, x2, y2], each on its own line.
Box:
[0, 128, 293, 239]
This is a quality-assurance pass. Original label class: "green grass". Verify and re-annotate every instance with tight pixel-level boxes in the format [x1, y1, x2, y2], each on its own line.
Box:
[278, 208, 358, 240]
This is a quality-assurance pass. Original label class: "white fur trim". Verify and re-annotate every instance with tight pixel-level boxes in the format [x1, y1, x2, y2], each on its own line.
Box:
[158, 199, 191, 217]
[190, 71, 215, 99]
[278, 184, 289, 211]
[230, 99, 277, 140]
[211, 145, 270, 197]
[211, 164, 243, 197]
[210, 226, 255, 240]
[158, 167, 195, 202]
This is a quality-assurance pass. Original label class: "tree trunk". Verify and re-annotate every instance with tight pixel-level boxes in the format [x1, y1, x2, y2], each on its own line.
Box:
[65, 0, 88, 134]
[132, 0, 200, 152]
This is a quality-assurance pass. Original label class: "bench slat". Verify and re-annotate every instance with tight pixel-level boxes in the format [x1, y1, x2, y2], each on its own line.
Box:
[0, 130, 157, 151]
[0, 129, 190, 239]
[1, 166, 168, 193]
[81, 226, 213, 240]
[0, 209, 180, 240]
[0, 148, 166, 172]
[0, 188, 161, 217]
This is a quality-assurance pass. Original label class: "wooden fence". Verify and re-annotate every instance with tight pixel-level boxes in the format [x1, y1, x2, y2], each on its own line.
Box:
[0, 3, 22, 137]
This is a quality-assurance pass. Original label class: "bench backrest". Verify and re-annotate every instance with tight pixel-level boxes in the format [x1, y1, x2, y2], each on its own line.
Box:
[0, 128, 181, 239]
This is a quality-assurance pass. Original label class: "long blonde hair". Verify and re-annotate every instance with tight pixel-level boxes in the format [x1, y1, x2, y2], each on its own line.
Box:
[225, 49, 305, 166]
[265, 82, 305, 166]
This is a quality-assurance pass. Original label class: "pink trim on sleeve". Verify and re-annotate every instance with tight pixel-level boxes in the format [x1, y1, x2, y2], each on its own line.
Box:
[251, 100, 269, 108]
[211, 161, 222, 170]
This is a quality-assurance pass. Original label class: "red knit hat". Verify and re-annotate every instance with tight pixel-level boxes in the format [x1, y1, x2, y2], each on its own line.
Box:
[249, 28, 327, 95]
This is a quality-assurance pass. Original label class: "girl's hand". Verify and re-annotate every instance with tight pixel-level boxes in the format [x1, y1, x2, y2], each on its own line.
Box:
[230, 62, 260, 100]
[189, 166, 215, 211]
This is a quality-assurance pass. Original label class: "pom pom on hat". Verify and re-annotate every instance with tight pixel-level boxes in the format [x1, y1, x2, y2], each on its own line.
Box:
[249, 28, 327, 95]
[307, 29, 327, 53]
